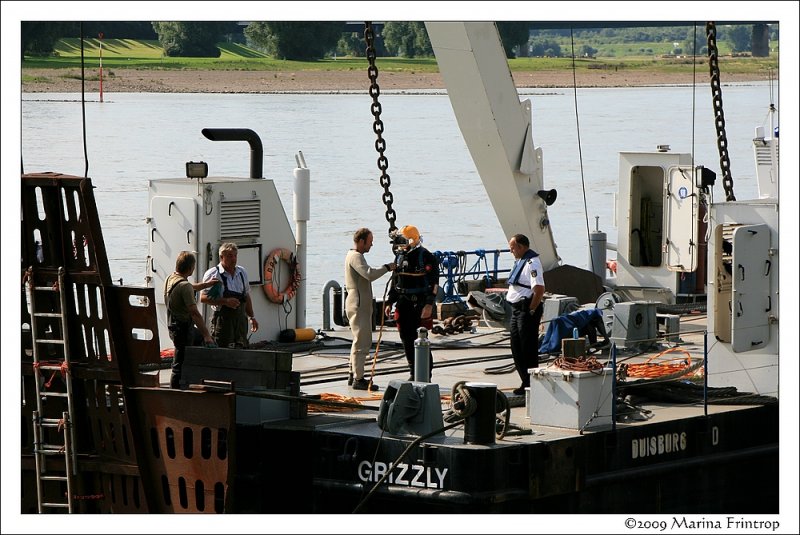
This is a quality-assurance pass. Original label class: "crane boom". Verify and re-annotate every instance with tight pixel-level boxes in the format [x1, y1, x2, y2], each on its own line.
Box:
[425, 22, 561, 270]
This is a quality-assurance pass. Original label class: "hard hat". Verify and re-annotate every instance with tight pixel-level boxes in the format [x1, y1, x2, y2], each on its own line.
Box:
[400, 225, 420, 247]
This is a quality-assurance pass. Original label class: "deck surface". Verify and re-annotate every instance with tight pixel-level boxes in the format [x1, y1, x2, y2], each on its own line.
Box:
[160, 310, 756, 442]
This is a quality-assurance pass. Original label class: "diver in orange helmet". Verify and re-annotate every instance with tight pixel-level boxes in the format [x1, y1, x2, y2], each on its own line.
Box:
[384, 225, 439, 381]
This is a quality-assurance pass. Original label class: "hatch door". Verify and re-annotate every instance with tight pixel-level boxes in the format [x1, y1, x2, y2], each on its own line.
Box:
[663, 165, 697, 272]
[149, 196, 198, 304]
[731, 224, 771, 352]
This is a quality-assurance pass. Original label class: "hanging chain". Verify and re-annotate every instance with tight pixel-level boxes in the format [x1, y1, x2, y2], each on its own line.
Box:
[365, 22, 398, 235]
[706, 22, 735, 201]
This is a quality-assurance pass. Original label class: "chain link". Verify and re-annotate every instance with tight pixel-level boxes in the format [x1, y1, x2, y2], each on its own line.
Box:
[364, 22, 398, 235]
[706, 22, 735, 201]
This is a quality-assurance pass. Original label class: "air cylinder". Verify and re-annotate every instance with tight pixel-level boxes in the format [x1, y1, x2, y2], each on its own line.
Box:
[589, 218, 607, 281]
[414, 327, 431, 382]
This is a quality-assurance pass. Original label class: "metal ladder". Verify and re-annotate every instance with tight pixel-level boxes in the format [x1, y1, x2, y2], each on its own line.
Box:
[26, 267, 77, 513]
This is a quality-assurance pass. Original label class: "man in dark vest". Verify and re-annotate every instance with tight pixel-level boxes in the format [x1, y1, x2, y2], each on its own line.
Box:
[506, 234, 546, 395]
[165, 251, 217, 388]
[384, 225, 439, 381]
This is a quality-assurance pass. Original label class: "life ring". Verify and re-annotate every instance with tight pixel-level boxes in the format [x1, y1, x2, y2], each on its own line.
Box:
[263, 248, 301, 304]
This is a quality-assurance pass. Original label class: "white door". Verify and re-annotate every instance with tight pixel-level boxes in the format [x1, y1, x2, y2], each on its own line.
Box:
[149, 196, 198, 304]
[663, 165, 697, 272]
[731, 224, 771, 352]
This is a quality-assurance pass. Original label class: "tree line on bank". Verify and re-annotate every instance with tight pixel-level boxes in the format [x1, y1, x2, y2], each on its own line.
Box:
[21, 21, 776, 60]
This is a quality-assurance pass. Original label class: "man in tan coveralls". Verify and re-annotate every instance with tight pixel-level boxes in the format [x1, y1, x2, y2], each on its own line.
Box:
[344, 228, 396, 391]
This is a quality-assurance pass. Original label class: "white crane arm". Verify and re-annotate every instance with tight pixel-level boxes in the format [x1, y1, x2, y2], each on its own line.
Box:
[425, 21, 560, 270]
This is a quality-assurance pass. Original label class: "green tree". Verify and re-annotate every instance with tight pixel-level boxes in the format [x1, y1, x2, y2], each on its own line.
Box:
[496, 22, 530, 59]
[382, 21, 529, 59]
[382, 22, 431, 58]
[336, 24, 387, 57]
[243, 22, 273, 53]
[337, 32, 366, 57]
[683, 27, 707, 55]
[21, 21, 72, 58]
[529, 38, 562, 57]
[71, 21, 158, 40]
[725, 25, 752, 53]
[151, 22, 226, 57]
[244, 22, 344, 60]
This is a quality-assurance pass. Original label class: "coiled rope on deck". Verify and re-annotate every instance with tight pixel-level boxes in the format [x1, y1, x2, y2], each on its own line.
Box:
[551, 354, 605, 372]
[307, 392, 382, 413]
[621, 347, 700, 379]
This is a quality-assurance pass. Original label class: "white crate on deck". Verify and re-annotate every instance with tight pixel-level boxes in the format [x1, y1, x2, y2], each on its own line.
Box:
[528, 366, 614, 430]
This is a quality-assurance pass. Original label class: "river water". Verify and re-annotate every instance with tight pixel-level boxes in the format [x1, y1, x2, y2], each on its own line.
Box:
[20, 82, 777, 328]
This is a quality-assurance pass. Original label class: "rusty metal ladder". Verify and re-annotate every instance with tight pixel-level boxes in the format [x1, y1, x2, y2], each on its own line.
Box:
[26, 266, 77, 513]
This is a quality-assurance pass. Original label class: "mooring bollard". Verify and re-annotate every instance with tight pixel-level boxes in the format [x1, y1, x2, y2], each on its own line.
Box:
[463, 382, 497, 445]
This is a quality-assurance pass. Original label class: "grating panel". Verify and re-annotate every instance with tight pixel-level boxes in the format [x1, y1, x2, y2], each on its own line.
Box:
[219, 199, 260, 240]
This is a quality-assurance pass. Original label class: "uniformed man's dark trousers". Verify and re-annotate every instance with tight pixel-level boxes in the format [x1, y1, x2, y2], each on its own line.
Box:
[509, 298, 543, 387]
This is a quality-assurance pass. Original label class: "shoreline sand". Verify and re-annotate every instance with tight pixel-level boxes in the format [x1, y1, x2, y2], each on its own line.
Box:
[21, 68, 772, 94]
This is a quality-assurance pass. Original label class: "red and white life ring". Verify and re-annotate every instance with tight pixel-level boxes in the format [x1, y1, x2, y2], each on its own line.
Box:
[263, 248, 301, 304]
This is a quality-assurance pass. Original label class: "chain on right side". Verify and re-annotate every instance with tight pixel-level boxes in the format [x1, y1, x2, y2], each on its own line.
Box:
[706, 21, 735, 201]
[364, 22, 398, 236]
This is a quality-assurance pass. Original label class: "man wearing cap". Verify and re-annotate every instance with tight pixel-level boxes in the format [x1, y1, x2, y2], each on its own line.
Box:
[506, 234, 546, 395]
[384, 225, 439, 381]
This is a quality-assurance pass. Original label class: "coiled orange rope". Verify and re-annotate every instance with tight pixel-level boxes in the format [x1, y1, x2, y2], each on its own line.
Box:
[307, 392, 381, 413]
[625, 347, 699, 378]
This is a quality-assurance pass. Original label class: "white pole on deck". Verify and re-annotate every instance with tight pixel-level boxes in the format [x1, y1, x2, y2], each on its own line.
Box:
[293, 151, 310, 328]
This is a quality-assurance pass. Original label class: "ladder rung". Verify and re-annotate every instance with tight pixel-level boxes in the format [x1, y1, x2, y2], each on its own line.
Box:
[36, 448, 66, 456]
[33, 286, 59, 292]
[34, 312, 64, 318]
[40, 475, 68, 482]
[39, 419, 64, 427]
[35, 339, 66, 344]
[37, 364, 67, 371]
[40, 417, 64, 423]
[41, 391, 69, 398]
[39, 443, 66, 450]
[42, 502, 71, 509]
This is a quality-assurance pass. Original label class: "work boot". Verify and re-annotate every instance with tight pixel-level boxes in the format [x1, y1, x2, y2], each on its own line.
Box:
[347, 372, 353, 386]
[352, 378, 379, 391]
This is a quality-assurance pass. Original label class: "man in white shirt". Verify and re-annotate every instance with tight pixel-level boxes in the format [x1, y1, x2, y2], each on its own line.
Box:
[200, 242, 259, 348]
[506, 234, 546, 395]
